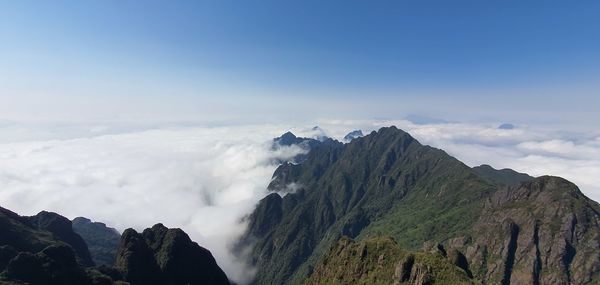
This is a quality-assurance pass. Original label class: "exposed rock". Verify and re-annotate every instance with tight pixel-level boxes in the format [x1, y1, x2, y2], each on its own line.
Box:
[394, 254, 415, 282]
[241, 127, 600, 284]
[446, 176, 600, 285]
[241, 126, 491, 284]
[343, 130, 364, 142]
[306, 236, 473, 285]
[271, 131, 341, 165]
[409, 263, 432, 285]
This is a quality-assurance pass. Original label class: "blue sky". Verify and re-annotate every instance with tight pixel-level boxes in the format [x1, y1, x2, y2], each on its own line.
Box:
[1, 0, 599, 124]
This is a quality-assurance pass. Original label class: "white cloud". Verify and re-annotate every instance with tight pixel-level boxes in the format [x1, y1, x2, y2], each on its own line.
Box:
[0, 124, 305, 283]
[0, 119, 599, 284]
[312, 119, 600, 202]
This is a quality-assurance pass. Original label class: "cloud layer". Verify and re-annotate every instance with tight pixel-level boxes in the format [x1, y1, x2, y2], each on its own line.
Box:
[0, 120, 599, 283]
[0, 124, 307, 282]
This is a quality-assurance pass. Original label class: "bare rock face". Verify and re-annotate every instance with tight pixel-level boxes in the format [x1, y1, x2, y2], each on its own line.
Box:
[115, 224, 230, 285]
[446, 176, 600, 285]
[409, 263, 432, 285]
[306, 236, 474, 285]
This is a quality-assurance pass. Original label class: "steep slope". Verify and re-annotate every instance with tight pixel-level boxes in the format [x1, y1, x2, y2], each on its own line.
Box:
[444, 176, 600, 285]
[115, 223, 230, 285]
[73, 217, 121, 266]
[1, 205, 231, 285]
[0, 206, 94, 267]
[271, 131, 340, 164]
[241, 126, 600, 285]
[305, 236, 475, 285]
[0, 207, 118, 284]
[240, 126, 495, 284]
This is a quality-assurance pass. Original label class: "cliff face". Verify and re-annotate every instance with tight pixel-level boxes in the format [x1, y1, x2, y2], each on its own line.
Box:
[305, 237, 475, 285]
[241, 127, 600, 285]
[445, 176, 600, 285]
[115, 223, 230, 285]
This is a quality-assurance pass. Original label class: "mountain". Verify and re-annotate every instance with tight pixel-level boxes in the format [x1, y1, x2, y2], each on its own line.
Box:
[72, 217, 121, 266]
[498, 123, 515, 130]
[0, 206, 94, 267]
[0, 206, 231, 285]
[272, 131, 340, 164]
[240, 126, 600, 284]
[343, 130, 364, 142]
[115, 223, 230, 285]
[472, 164, 534, 187]
[444, 176, 600, 284]
[0, 206, 114, 284]
[305, 236, 474, 285]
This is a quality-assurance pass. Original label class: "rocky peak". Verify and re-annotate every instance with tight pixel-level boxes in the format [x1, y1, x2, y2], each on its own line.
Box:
[26, 211, 95, 267]
[343, 130, 364, 142]
[275, 131, 300, 146]
[116, 224, 230, 285]
[445, 176, 600, 284]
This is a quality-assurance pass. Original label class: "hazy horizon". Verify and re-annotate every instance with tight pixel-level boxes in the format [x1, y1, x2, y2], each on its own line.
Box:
[2, 1, 600, 283]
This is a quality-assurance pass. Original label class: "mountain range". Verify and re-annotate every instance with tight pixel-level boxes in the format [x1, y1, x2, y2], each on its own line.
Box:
[0, 206, 230, 284]
[239, 126, 600, 285]
[1, 126, 599, 284]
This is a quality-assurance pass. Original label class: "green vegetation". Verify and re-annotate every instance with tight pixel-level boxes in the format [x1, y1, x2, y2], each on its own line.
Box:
[242, 127, 600, 285]
[305, 236, 476, 285]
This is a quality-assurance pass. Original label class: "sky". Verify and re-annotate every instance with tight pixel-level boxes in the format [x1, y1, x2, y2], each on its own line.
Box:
[1, 0, 600, 124]
[1, 1, 600, 283]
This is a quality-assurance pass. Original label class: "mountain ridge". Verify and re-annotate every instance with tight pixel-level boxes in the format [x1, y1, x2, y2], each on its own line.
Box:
[240, 126, 600, 285]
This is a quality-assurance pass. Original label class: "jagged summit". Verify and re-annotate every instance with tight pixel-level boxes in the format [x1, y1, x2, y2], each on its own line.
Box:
[116, 223, 230, 285]
[343, 130, 364, 142]
[240, 126, 600, 285]
[0, 206, 231, 285]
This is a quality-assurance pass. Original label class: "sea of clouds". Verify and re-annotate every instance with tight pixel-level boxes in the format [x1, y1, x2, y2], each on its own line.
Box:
[0, 120, 599, 283]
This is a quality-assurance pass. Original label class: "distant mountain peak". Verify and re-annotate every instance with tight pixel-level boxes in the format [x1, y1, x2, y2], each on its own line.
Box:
[498, 123, 515, 129]
[343, 130, 364, 142]
[241, 126, 600, 285]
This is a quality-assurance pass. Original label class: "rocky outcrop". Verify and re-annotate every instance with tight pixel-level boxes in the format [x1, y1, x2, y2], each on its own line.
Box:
[305, 236, 474, 285]
[271, 131, 341, 164]
[241, 127, 492, 284]
[115, 223, 230, 285]
[242, 127, 600, 284]
[73, 217, 121, 266]
[343, 130, 364, 142]
[445, 176, 600, 285]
